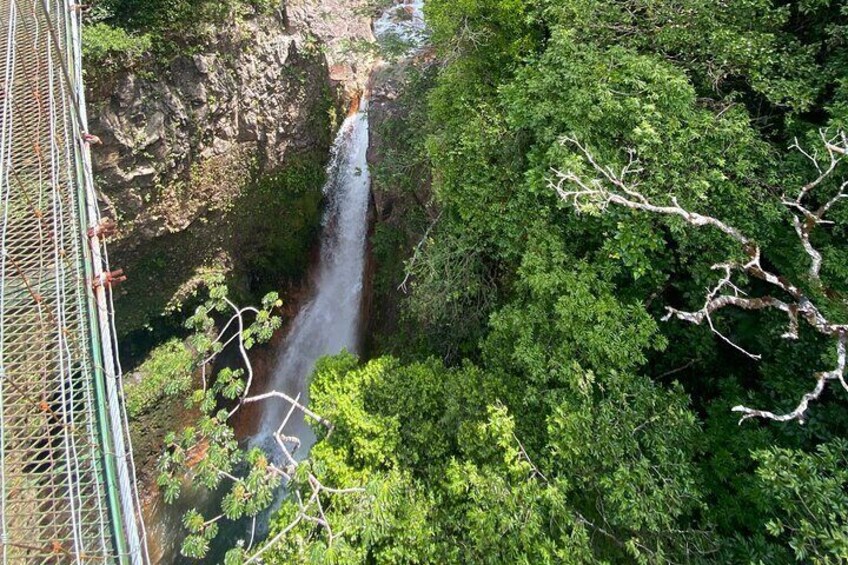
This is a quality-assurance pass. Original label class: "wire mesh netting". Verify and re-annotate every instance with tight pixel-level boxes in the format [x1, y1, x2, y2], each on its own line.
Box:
[0, 0, 145, 562]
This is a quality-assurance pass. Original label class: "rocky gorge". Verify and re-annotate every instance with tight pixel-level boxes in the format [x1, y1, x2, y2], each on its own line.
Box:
[69, 1, 848, 562]
[87, 0, 376, 345]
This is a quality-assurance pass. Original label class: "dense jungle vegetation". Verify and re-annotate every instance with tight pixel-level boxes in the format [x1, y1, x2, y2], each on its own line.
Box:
[150, 0, 848, 563]
[82, 0, 275, 72]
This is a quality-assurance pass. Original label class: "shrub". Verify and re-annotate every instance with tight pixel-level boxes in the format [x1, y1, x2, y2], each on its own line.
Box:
[124, 339, 193, 418]
[82, 22, 151, 72]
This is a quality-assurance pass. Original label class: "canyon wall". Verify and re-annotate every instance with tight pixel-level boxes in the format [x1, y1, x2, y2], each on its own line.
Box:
[86, 2, 374, 345]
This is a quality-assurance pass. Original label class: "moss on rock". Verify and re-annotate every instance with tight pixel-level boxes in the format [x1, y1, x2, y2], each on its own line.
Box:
[114, 149, 328, 362]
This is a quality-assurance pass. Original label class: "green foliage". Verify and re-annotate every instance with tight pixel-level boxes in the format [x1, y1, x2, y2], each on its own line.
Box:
[266, 352, 710, 563]
[93, 0, 270, 37]
[425, 0, 541, 75]
[545, 372, 705, 553]
[124, 338, 193, 418]
[155, 283, 282, 560]
[82, 22, 151, 72]
[755, 441, 848, 563]
[85, 0, 275, 70]
[404, 228, 498, 360]
[544, 0, 826, 114]
[335, 0, 848, 563]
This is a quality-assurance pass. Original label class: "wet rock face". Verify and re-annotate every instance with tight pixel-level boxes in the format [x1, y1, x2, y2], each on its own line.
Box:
[84, 3, 376, 338]
[88, 10, 332, 246]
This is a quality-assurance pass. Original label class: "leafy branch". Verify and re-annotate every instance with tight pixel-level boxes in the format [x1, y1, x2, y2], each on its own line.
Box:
[155, 281, 363, 562]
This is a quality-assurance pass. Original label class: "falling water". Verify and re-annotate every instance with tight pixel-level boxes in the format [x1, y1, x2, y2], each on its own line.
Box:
[143, 108, 375, 565]
[255, 105, 372, 454]
[254, 0, 428, 460]
[186, 99, 375, 565]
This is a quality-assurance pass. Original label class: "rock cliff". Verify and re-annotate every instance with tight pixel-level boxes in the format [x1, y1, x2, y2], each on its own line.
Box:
[364, 51, 437, 355]
[86, 2, 373, 344]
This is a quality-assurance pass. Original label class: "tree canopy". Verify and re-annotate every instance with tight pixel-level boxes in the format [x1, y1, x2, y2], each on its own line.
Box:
[158, 0, 848, 562]
[268, 0, 848, 561]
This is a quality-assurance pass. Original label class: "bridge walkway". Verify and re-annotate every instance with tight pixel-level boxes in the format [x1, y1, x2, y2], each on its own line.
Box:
[0, 1, 147, 562]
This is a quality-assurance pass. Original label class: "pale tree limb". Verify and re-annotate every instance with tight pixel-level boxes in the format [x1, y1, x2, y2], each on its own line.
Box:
[551, 132, 848, 424]
[197, 300, 260, 392]
[782, 131, 848, 281]
[398, 211, 442, 294]
[243, 390, 334, 432]
[242, 514, 305, 565]
[732, 336, 848, 423]
[555, 137, 752, 245]
[661, 263, 762, 360]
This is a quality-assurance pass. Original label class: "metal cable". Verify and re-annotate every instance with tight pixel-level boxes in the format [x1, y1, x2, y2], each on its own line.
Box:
[0, 3, 19, 561]
[0, 0, 148, 561]
[64, 0, 147, 560]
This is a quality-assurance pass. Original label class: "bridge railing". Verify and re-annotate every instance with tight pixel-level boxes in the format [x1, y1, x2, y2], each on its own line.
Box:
[0, 1, 148, 562]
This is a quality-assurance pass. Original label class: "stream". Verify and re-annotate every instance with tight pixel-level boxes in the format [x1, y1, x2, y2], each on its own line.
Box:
[145, 2, 427, 562]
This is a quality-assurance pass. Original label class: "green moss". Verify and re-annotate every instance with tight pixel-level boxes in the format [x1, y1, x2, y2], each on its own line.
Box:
[233, 156, 326, 296]
[114, 150, 328, 364]
[124, 339, 193, 418]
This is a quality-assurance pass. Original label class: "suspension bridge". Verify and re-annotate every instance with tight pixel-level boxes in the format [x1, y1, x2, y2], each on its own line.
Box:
[0, 0, 147, 562]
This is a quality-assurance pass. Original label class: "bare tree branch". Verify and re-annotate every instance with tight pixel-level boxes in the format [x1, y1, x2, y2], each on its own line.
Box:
[781, 131, 848, 281]
[169, 291, 366, 562]
[398, 211, 442, 294]
[243, 390, 334, 431]
[551, 132, 848, 424]
[732, 336, 848, 423]
[555, 137, 752, 245]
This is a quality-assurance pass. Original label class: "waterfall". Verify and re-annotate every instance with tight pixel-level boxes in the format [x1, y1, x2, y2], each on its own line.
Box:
[254, 0, 427, 459]
[238, 0, 428, 548]
[374, 0, 427, 48]
[255, 104, 371, 453]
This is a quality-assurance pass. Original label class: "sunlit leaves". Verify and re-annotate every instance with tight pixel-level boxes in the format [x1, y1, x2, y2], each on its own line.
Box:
[154, 283, 284, 560]
[124, 339, 193, 417]
[214, 368, 246, 400]
[285, 352, 711, 563]
[180, 509, 219, 559]
[754, 441, 848, 563]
